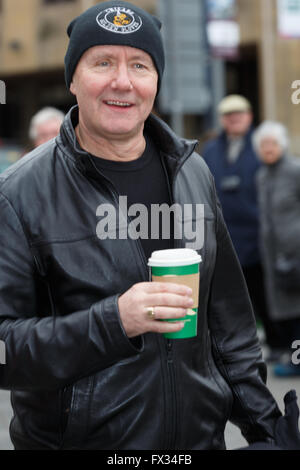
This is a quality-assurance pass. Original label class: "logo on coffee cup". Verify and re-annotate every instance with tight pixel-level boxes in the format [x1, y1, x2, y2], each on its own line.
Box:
[96, 7, 142, 34]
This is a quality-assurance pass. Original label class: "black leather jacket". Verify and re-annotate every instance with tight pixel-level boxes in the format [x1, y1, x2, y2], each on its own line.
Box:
[0, 107, 281, 450]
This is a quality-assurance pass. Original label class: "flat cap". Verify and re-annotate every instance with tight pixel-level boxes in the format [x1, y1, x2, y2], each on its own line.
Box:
[218, 95, 252, 115]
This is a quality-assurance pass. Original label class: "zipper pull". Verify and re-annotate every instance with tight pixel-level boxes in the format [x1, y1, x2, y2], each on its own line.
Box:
[166, 339, 173, 363]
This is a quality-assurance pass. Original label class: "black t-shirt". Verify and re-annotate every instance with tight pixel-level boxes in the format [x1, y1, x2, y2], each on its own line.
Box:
[90, 134, 174, 261]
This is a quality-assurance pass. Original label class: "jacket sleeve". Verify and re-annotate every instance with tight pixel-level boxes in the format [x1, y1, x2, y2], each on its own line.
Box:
[208, 194, 282, 444]
[0, 192, 143, 392]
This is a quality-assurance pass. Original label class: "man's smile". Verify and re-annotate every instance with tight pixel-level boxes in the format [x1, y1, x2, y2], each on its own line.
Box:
[104, 100, 133, 108]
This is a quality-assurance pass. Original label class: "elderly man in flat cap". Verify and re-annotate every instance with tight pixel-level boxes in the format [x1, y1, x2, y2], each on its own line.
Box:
[0, 4, 281, 450]
[202, 95, 283, 362]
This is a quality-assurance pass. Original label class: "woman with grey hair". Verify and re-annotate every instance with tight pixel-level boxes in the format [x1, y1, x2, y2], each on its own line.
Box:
[29, 107, 65, 148]
[253, 120, 300, 377]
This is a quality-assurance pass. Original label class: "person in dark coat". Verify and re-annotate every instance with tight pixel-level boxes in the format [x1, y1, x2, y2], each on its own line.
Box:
[201, 95, 283, 359]
[253, 120, 300, 377]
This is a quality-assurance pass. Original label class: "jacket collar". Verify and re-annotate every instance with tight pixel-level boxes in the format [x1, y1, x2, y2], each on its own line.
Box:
[57, 105, 198, 180]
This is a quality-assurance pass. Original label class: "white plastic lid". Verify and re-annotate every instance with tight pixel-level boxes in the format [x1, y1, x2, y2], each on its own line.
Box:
[148, 248, 202, 267]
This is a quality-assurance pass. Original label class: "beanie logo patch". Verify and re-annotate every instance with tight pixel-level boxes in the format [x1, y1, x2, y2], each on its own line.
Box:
[96, 7, 142, 34]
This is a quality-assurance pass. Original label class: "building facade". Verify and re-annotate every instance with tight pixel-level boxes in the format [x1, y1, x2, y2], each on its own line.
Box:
[237, 0, 300, 155]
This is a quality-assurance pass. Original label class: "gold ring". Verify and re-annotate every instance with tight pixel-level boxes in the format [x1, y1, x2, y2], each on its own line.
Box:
[147, 307, 156, 320]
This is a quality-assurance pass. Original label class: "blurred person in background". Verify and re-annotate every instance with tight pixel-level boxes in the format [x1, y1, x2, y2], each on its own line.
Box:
[253, 121, 300, 377]
[29, 107, 65, 148]
[201, 95, 283, 361]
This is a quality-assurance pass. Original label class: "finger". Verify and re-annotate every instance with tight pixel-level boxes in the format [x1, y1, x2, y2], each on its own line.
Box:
[143, 281, 193, 297]
[151, 320, 185, 334]
[146, 292, 194, 309]
[150, 306, 188, 320]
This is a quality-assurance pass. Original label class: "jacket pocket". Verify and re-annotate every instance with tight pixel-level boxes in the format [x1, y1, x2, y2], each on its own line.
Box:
[60, 385, 73, 445]
[207, 346, 234, 423]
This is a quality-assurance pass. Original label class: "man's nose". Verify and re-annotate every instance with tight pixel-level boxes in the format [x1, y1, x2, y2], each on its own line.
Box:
[111, 64, 133, 91]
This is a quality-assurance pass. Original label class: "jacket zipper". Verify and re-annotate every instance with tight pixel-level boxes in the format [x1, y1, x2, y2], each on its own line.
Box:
[165, 339, 178, 449]
[60, 386, 72, 442]
[131, 146, 197, 449]
[88, 148, 197, 450]
[161, 147, 198, 449]
[159, 145, 198, 449]
[162, 149, 195, 449]
[158, 153, 178, 449]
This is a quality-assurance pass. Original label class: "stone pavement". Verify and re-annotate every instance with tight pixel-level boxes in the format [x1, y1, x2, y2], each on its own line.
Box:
[0, 363, 299, 450]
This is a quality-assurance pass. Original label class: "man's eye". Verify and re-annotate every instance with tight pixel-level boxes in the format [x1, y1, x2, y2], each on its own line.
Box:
[134, 63, 145, 69]
[98, 61, 109, 67]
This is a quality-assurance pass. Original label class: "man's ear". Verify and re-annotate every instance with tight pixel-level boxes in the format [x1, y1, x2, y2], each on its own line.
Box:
[70, 80, 76, 96]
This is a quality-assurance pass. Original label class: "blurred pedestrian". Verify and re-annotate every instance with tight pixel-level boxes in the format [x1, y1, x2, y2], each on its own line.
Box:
[29, 107, 65, 148]
[253, 121, 300, 377]
[202, 95, 283, 359]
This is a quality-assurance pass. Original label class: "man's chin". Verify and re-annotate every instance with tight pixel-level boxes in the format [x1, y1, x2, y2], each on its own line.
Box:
[96, 123, 144, 141]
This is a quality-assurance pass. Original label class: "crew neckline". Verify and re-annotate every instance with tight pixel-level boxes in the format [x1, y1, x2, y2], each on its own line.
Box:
[88, 134, 154, 173]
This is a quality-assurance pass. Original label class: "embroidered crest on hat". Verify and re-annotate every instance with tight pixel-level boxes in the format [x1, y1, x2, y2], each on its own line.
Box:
[96, 6, 142, 34]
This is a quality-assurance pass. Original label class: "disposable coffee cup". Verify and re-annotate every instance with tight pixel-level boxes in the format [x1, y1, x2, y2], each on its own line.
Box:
[148, 248, 202, 339]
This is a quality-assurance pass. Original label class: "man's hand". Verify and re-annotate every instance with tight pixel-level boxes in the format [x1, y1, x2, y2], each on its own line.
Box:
[118, 282, 194, 338]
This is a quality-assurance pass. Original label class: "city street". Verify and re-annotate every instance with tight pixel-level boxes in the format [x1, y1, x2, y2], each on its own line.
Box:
[0, 361, 299, 450]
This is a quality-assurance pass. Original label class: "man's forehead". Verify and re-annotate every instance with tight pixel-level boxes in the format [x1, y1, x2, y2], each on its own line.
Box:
[82, 44, 153, 62]
[222, 111, 251, 118]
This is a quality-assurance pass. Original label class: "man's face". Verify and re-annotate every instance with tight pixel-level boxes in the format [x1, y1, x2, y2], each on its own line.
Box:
[258, 137, 282, 165]
[221, 111, 253, 138]
[70, 45, 158, 141]
[34, 118, 62, 148]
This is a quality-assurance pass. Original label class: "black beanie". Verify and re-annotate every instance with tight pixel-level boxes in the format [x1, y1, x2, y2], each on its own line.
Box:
[64, 1, 165, 92]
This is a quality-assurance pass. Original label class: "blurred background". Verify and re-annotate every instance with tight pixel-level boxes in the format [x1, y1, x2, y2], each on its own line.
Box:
[1, 0, 300, 165]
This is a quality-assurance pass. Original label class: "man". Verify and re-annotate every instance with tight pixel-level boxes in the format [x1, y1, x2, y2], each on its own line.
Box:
[0, 2, 281, 450]
[202, 95, 283, 359]
[29, 107, 65, 148]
